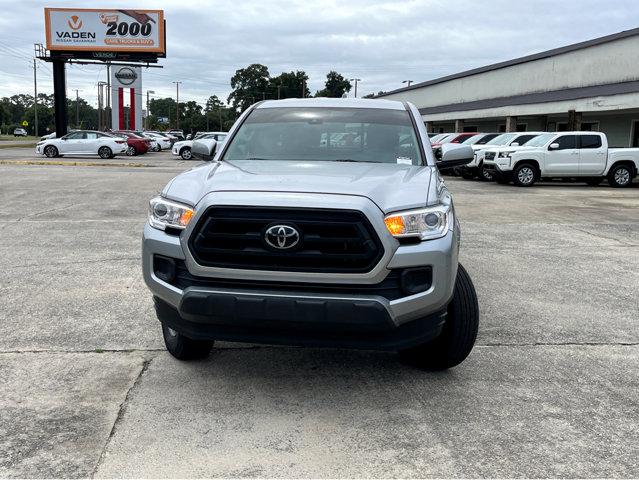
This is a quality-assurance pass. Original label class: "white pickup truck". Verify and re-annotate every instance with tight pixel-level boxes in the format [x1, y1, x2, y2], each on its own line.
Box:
[482, 132, 639, 187]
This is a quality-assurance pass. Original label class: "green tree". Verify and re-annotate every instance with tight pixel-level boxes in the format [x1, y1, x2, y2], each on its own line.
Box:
[66, 97, 97, 129]
[268, 71, 309, 99]
[228, 64, 270, 112]
[315, 71, 352, 98]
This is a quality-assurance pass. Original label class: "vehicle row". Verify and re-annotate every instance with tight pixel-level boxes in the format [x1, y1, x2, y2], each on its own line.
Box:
[432, 130, 638, 187]
[35, 129, 199, 159]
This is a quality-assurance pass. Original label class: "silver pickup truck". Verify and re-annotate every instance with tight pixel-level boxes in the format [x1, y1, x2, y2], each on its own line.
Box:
[142, 98, 479, 370]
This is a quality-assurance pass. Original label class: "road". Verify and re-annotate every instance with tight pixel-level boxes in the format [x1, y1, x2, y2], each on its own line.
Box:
[1, 149, 637, 477]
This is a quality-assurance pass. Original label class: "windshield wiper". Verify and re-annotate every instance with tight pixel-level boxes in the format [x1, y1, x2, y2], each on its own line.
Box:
[332, 159, 382, 163]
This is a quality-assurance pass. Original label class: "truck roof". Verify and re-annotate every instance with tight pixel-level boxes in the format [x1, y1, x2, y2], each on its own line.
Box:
[257, 97, 407, 110]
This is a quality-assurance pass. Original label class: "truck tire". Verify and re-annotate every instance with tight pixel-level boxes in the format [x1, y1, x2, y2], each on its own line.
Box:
[154, 297, 214, 360]
[513, 163, 537, 187]
[478, 164, 494, 181]
[607, 164, 633, 188]
[399, 264, 479, 370]
[162, 324, 213, 360]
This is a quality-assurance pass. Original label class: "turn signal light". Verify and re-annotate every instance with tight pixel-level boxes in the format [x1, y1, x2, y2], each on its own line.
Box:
[384, 216, 405, 236]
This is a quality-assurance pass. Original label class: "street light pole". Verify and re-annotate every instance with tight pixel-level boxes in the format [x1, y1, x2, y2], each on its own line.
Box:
[146, 90, 155, 129]
[349, 78, 361, 98]
[172, 81, 182, 130]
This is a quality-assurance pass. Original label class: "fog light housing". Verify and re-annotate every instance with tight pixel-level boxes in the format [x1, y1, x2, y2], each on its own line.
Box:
[153, 255, 176, 284]
[400, 267, 433, 295]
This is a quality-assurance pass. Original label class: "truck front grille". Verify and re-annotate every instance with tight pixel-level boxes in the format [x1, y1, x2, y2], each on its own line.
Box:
[188, 207, 384, 273]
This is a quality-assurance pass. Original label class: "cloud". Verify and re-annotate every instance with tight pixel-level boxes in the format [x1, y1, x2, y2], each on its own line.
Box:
[1, 0, 638, 106]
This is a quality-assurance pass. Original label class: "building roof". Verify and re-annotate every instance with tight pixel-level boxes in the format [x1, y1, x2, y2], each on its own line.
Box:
[378, 27, 639, 98]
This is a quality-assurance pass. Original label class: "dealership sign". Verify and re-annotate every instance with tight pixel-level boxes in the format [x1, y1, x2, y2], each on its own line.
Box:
[44, 8, 165, 54]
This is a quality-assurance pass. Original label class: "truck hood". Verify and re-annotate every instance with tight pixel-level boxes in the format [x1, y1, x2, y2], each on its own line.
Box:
[163, 160, 435, 213]
[485, 145, 536, 153]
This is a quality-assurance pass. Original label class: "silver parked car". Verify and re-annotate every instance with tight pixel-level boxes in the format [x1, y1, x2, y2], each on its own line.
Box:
[142, 98, 479, 370]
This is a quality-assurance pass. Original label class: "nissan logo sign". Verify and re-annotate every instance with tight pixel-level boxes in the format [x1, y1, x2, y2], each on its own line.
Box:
[264, 225, 300, 250]
[115, 67, 137, 86]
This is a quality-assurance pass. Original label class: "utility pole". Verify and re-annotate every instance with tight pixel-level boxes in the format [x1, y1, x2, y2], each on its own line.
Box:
[350, 78, 361, 98]
[402, 80, 413, 87]
[301, 79, 306, 98]
[172, 81, 182, 129]
[146, 90, 155, 129]
[218, 107, 223, 131]
[73, 89, 81, 128]
[277, 85, 281, 100]
[205, 106, 210, 130]
[33, 58, 38, 137]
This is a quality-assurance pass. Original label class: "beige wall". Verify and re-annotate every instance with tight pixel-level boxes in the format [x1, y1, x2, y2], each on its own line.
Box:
[382, 36, 639, 109]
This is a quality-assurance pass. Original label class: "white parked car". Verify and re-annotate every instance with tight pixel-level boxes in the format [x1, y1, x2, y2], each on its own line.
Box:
[483, 132, 639, 187]
[36, 130, 128, 159]
[142, 132, 173, 151]
[171, 132, 227, 160]
[13, 127, 28, 137]
[462, 132, 543, 181]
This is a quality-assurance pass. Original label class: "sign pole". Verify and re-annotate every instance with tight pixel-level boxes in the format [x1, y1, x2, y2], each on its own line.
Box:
[52, 58, 68, 137]
[33, 58, 38, 137]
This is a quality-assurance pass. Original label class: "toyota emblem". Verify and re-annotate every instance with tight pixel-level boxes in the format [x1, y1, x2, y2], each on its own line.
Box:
[264, 224, 300, 250]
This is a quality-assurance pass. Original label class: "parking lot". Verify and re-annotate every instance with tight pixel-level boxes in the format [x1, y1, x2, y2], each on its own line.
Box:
[1, 149, 638, 477]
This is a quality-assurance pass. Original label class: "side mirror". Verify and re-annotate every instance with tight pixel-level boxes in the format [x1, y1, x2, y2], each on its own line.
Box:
[191, 139, 220, 161]
[548, 143, 559, 150]
[511, 142, 519, 147]
[437, 143, 474, 168]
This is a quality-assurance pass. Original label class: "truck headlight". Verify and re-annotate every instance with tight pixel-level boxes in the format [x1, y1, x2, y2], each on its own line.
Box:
[498, 151, 513, 158]
[384, 204, 451, 241]
[148, 196, 194, 231]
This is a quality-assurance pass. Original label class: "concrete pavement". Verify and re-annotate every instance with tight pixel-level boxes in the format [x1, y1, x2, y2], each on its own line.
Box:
[0, 152, 637, 477]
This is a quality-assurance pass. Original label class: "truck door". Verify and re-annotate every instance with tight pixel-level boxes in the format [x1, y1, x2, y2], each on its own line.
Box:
[545, 135, 578, 175]
[578, 134, 606, 175]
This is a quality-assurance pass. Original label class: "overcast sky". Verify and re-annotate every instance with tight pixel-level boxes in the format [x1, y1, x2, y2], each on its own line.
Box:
[1, 0, 638, 108]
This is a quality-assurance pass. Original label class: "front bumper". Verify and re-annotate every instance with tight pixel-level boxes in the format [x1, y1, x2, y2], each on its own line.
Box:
[142, 192, 459, 348]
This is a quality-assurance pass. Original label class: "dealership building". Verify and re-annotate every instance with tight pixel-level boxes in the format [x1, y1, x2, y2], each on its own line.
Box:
[378, 28, 639, 147]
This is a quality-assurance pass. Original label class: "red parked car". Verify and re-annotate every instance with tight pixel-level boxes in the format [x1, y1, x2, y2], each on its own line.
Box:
[430, 132, 479, 149]
[113, 131, 151, 156]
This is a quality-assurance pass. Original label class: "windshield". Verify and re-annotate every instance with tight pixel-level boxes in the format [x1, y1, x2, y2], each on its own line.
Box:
[459, 134, 479, 144]
[223, 107, 423, 165]
[524, 133, 554, 147]
[464, 134, 485, 145]
[486, 133, 516, 146]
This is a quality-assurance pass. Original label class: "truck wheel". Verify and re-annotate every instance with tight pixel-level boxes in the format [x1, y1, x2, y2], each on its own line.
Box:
[479, 164, 494, 181]
[513, 163, 537, 187]
[98, 146, 112, 159]
[399, 264, 479, 371]
[162, 324, 213, 360]
[608, 164, 633, 188]
[585, 177, 602, 186]
[180, 147, 192, 160]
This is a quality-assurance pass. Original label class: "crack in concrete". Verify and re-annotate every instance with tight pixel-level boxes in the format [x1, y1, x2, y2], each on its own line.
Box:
[568, 225, 638, 246]
[14, 203, 79, 222]
[91, 356, 153, 478]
